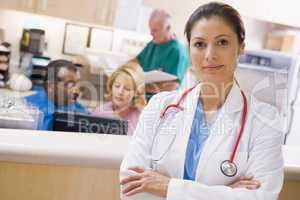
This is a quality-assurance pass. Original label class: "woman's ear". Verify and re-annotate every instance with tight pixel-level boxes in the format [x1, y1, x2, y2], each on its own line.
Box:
[238, 42, 245, 56]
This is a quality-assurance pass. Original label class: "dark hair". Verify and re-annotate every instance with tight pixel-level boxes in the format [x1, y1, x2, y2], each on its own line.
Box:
[185, 2, 245, 45]
[46, 59, 78, 82]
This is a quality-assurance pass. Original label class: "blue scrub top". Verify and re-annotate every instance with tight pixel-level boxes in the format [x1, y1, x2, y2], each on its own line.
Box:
[25, 87, 90, 130]
[183, 99, 219, 180]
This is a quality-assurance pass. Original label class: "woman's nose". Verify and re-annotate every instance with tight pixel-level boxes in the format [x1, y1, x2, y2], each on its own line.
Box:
[117, 87, 125, 95]
[205, 45, 217, 62]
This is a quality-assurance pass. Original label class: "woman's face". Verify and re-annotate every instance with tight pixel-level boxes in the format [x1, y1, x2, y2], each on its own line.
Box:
[112, 73, 136, 110]
[189, 16, 244, 84]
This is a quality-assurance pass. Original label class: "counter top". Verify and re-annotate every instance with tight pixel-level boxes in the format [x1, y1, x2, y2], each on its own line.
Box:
[0, 88, 35, 98]
[0, 128, 130, 169]
[1, 128, 300, 180]
[283, 145, 300, 180]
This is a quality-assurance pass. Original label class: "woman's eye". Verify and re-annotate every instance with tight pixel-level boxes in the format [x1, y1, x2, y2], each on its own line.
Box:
[124, 87, 132, 92]
[114, 84, 120, 88]
[218, 39, 229, 46]
[194, 41, 205, 48]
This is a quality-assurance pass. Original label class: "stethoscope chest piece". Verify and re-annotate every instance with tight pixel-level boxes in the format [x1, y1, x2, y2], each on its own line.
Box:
[220, 160, 237, 177]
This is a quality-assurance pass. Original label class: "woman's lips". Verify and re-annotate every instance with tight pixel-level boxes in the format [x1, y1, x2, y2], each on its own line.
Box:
[115, 97, 124, 102]
[202, 64, 224, 69]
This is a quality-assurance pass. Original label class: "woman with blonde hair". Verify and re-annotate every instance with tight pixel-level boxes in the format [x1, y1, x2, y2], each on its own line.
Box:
[93, 64, 146, 135]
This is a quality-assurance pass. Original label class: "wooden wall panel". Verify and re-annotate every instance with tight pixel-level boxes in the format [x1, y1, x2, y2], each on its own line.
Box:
[0, 161, 299, 200]
[279, 180, 300, 200]
[0, 161, 120, 200]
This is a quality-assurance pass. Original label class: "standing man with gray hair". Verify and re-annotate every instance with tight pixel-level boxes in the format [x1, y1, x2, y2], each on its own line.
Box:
[129, 9, 190, 100]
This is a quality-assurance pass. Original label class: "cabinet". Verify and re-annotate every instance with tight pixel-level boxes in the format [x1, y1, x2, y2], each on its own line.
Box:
[269, 1, 300, 27]
[225, 0, 300, 28]
[35, 0, 98, 24]
[145, 0, 300, 30]
[0, 0, 117, 27]
[0, 0, 36, 12]
[94, 0, 117, 26]
[224, 0, 272, 22]
[36, 0, 117, 26]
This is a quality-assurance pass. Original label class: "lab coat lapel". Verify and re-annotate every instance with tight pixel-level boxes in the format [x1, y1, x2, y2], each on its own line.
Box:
[196, 83, 244, 180]
[172, 84, 202, 179]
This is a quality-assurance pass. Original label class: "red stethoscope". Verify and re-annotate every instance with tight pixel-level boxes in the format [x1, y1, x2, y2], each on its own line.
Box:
[156, 85, 248, 177]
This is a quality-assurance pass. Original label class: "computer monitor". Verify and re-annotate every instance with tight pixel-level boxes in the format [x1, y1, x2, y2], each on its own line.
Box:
[30, 56, 51, 85]
[53, 112, 128, 135]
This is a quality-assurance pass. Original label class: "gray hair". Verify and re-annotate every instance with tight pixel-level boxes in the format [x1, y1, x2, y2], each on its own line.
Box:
[150, 9, 171, 26]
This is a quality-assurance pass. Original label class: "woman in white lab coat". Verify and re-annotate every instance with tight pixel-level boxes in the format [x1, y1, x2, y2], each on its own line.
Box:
[120, 2, 284, 200]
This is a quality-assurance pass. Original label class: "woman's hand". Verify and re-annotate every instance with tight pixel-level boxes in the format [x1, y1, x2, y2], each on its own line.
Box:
[227, 176, 261, 190]
[120, 166, 171, 197]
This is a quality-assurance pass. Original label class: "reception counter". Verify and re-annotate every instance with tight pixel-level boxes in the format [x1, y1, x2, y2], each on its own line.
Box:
[0, 128, 299, 200]
[0, 128, 130, 168]
[0, 129, 128, 200]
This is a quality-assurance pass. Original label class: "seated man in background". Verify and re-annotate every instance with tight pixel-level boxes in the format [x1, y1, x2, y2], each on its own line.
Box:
[128, 9, 190, 98]
[25, 59, 90, 130]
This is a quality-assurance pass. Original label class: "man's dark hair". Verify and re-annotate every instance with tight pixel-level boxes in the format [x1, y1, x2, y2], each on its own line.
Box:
[46, 59, 78, 82]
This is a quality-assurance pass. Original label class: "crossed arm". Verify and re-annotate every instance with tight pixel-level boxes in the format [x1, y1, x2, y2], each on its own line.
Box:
[120, 167, 261, 197]
[120, 94, 284, 200]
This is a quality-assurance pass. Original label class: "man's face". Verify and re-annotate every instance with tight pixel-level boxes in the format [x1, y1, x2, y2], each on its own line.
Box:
[149, 19, 169, 44]
[48, 67, 80, 107]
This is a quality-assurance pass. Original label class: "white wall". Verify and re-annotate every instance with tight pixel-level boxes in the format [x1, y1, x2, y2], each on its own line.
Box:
[242, 17, 272, 50]
[0, 9, 154, 74]
[143, 0, 272, 49]
[0, 9, 72, 70]
[0, 5, 272, 73]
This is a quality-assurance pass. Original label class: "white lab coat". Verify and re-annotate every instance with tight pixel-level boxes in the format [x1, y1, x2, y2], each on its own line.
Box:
[120, 83, 284, 200]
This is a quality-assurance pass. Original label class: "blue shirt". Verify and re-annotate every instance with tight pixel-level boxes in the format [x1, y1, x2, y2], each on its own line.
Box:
[183, 99, 218, 180]
[25, 87, 90, 130]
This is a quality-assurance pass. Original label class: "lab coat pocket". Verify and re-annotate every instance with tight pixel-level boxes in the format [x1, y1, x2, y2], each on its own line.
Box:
[202, 151, 248, 185]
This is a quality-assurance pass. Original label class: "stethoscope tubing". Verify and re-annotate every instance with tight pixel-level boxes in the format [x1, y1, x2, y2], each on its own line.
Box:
[230, 90, 247, 162]
[153, 84, 248, 172]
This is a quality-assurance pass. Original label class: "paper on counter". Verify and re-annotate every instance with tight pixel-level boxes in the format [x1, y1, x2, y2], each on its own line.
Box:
[85, 49, 131, 76]
[144, 70, 177, 84]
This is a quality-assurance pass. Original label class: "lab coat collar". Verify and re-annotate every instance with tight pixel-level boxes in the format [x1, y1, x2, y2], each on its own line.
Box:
[178, 81, 245, 124]
[188, 82, 245, 114]
[219, 82, 244, 114]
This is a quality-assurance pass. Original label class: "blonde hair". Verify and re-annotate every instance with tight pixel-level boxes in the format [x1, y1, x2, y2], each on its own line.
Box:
[106, 65, 146, 110]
